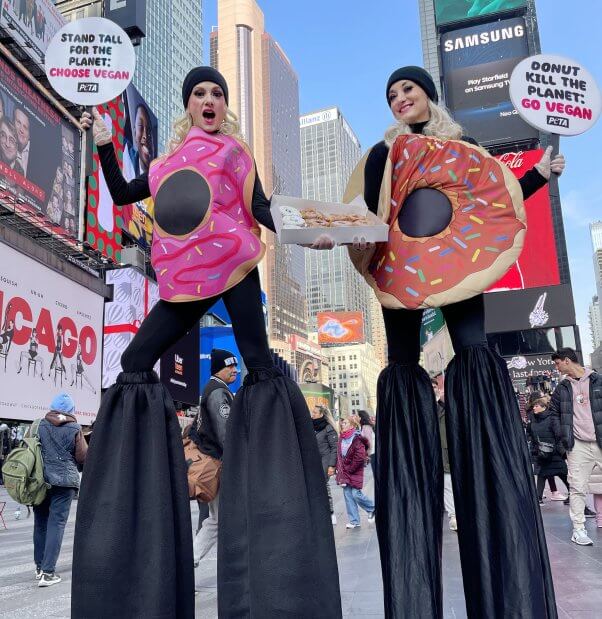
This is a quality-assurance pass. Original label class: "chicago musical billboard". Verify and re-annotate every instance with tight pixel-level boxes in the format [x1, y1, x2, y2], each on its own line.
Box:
[0, 242, 103, 423]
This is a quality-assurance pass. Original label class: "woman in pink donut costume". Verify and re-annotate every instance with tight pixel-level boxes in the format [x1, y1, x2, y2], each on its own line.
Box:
[74, 67, 341, 619]
[343, 67, 565, 619]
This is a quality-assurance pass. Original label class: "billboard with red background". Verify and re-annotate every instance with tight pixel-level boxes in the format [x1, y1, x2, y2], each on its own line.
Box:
[488, 149, 560, 292]
[317, 311, 365, 345]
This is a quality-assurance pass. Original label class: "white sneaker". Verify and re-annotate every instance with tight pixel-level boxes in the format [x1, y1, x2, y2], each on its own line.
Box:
[331, 513, 337, 525]
[449, 516, 458, 531]
[345, 523, 360, 529]
[571, 529, 593, 546]
[550, 491, 567, 501]
[38, 572, 62, 587]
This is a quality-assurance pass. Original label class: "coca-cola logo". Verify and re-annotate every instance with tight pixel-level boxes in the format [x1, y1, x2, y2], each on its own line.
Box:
[497, 151, 525, 169]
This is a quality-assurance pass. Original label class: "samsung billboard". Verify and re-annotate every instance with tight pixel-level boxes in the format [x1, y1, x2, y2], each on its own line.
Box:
[440, 17, 538, 146]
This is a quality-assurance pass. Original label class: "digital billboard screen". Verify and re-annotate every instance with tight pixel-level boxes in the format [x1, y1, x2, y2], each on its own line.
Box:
[317, 311, 365, 345]
[488, 149, 560, 291]
[435, 0, 527, 27]
[0, 55, 81, 238]
[440, 17, 538, 145]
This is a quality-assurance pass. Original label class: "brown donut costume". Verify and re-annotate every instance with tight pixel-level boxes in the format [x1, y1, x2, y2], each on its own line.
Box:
[346, 133, 526, 309]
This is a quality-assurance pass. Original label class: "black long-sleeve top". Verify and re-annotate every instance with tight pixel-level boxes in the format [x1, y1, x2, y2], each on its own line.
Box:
[96, 142, 276, 233]
[363, 135, 548, 215]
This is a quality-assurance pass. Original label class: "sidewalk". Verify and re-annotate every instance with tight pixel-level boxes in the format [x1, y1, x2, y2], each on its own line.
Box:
[2, 477, 602, 617]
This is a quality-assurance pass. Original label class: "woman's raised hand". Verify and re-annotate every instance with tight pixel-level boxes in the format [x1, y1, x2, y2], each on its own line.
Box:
[535, 145, 566, 180]
[80, 108, 112, 146]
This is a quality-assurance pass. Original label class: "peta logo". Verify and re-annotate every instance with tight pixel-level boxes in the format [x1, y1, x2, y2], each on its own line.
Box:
[547, 115, 569, 128]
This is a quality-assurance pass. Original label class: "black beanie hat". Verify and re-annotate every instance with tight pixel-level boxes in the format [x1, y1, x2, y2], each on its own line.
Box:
[211, 349, 238, 375]
[386, 66, 439, 104]
[182, 66, 229, 108]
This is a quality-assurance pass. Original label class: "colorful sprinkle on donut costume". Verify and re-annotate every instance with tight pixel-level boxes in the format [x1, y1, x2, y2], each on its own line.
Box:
[346, 134, 526, 310]
[148, 127, 264, 302]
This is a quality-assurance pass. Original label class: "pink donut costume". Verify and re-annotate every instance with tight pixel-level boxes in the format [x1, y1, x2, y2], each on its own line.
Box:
[147, 127, 265, 302]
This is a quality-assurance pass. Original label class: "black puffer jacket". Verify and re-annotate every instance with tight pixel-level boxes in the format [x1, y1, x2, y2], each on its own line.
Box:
[548, 372, 602, 450]
[527, 410, 567, 477]
[314, 422, 338, 474]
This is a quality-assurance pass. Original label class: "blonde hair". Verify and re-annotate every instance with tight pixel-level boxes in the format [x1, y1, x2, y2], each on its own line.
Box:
[340, 416, 360, 432]
[166, 107, 242, 154]
[384, 100, 463, 147]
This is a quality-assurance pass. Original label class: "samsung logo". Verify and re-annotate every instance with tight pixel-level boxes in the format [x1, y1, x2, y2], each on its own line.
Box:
[443, 25, 524, 52]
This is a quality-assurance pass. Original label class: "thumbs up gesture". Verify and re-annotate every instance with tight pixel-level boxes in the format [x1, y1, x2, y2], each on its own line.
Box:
[79, 108, 112, 146]
[535, 145, 566, 180]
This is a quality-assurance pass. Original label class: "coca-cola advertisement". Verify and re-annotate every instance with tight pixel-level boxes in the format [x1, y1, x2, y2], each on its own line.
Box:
[489, 149, 561, 292]
[0, 242, 103, 423]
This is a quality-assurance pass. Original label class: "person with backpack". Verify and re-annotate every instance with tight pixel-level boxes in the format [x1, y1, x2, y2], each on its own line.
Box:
[33, 392, 87, 586]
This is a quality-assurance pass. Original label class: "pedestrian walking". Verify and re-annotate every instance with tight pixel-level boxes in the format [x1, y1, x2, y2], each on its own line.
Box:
[526, 398, 570, 505]
[549, 348, 602, 546]
[311, 405, 339, 524]
[190, 349, 238, 568]
[336, 417, 375, 529]
[432, 379, 456, 531]
[33, 392, 87, 586]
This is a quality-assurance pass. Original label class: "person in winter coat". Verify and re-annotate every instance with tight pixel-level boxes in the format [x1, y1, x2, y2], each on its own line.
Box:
[358, 410, 375, 476]
[550, 348, 602, 546]
[33, 392, 87, 587]
[311, 405, 339, 524]
[336, 417, 375, 529]
[527, 398, 569, 505]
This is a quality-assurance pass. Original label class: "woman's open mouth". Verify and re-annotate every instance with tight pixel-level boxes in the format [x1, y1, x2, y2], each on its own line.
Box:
[202, 109, 216, 123]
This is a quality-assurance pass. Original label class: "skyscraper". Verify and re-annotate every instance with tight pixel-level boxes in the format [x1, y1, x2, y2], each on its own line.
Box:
[213, 0, 308, 343]
[57, 0, 203, 151]
[300, 108, 371, 335]
[589, 296, 602, 350]
[591, 221, 602, 253]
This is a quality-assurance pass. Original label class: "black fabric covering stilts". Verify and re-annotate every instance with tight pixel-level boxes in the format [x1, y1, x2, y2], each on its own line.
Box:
[219, 367, 342, 618]
[375, 363, 443, 619]
[445, 346, 557, 619]
[71, 371, 194, 618]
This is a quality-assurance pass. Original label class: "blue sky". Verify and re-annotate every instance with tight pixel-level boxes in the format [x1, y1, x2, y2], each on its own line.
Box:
[202, 0, 601, 360]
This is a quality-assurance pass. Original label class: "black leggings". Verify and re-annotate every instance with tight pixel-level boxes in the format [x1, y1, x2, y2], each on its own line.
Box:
[382, 294, 488, 363]
[121, 269, 272, 372]
[537, 474, 569, 500]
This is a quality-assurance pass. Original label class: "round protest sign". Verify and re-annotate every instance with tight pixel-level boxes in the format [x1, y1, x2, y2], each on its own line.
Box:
[45, 17, 136, 106]
[510, 54, 601, 136]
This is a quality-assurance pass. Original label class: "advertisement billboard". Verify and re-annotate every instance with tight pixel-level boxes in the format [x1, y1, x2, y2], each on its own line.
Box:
[160, 323, 200, 406]
[435, 0, 526, 27]
[317, 311, 365, 345]
[420, 308, 445, 346]
[0, 55, 81, 238]
[121, 83, 158, 248]
[102, 267, 160, 388]
[488, 149, 560, 291]
[484, 284, 576, 334]
[505, 353, 560, 390]
[0, 0, 65, 67]
[440, 17, 538, 145]
[298, 383, 335, 413]
[0, 242, 103, 423]
[86, 97, 126, 261]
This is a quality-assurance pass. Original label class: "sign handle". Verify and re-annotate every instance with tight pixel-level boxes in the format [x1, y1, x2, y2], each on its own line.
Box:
[545, 132, 561, 198]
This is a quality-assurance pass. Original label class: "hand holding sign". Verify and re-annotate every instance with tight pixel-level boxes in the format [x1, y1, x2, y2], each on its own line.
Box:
[45, 18, 136, 106]
[80, 109, 112, 146]
[534, 146, 566, 180]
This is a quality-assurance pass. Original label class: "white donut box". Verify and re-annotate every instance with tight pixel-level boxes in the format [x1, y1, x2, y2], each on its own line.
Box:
[270, 195, 389, 245]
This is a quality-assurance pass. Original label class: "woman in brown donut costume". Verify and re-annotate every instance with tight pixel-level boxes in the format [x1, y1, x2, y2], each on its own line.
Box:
[343, 66, 565, 619]
[74, 67, 341, 619]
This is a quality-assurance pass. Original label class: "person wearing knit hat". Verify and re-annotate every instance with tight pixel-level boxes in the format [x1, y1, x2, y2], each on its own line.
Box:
[76, 66, 341, 617]
[31, 392, 87, 587]
[210, 348, 238, 377]
[340, 68, 566, 618]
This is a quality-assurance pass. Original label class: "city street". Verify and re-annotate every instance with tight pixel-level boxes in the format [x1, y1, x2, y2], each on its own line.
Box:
[2, 475, 602, 618]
